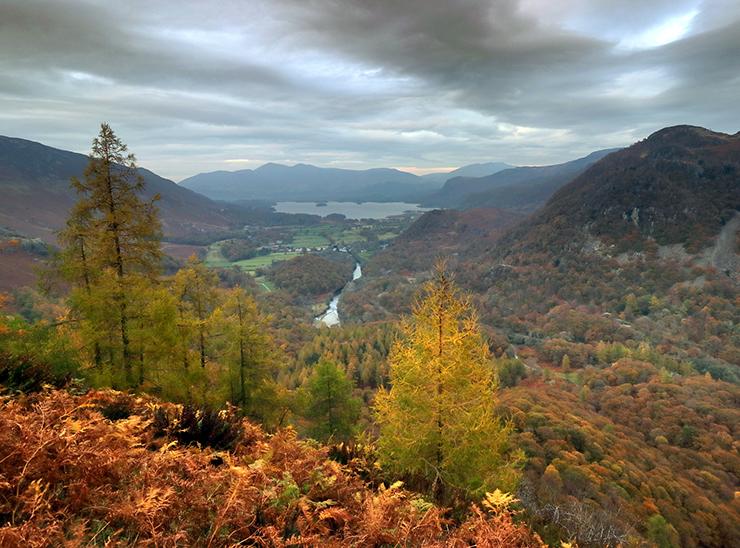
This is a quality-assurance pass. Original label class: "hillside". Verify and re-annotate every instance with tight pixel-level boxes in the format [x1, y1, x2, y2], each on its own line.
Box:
[180, 162, 440, 203]
[0, 136, 242, 243]
[423, 149, 618, 211]
[504, 125, 740, 254]
[0, 388, 543, 547]
[339, 126, 740, 545]
[343, 208, 525, 322]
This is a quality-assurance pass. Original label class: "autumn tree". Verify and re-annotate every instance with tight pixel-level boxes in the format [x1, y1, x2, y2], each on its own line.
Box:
[300, 361, 361, 442]
[59, 123, 162, 385]
[173, 256, 219, 370]
[375, 262, 522, 501]
[217, 287, 279, 421]
[57, 203, 103, 368]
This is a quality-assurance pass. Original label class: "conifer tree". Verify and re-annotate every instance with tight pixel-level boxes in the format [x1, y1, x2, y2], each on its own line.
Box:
[217, 287, 278, 420]
[60, 123, 162, 385]
[173, 255, 219, 369]
[375, 262, 522, 501]
[58, 203, 103, 368]
[301, 361, 361, 442]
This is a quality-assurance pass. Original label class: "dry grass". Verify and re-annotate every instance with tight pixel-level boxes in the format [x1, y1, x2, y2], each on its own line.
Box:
[0, 389, 543, 547]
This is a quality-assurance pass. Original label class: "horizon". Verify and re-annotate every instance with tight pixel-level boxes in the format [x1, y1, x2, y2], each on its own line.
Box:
[2, 1, 739, 181]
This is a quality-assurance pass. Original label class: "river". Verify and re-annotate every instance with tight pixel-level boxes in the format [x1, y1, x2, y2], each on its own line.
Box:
[315, 262, 362, 327]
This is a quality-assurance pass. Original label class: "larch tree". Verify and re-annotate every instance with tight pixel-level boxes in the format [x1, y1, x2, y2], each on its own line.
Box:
[57, 202, 103, 368]
[173, 255, 219, 370]
[301, 360, 361, 442]
[217, 286, 279, 421]
[60, 123, 162, 386]
[374, 262, 522, 501]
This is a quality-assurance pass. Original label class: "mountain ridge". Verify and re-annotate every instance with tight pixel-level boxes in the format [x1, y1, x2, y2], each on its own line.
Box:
[179, 160, 516, 203]
[423, 149, 619, 210]
[0, 135, 244, 243]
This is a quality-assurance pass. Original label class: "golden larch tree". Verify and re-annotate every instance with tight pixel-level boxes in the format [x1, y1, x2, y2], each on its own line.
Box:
[60, 123, 162, 385]
[375, 262, 522, 501]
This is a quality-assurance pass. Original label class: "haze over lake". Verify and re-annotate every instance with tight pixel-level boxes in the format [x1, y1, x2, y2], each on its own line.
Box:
[273, 201, 428, 219]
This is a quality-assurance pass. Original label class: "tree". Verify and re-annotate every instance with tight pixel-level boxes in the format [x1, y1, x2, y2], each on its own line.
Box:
[374, 262, 522, 501]
[59, 123, 162, 385]
[646, 514, 679, 548]
[301, 361, 361, 442]
[57, 203, 103, 368]
[173, 256, 219, 370]
[217, 287, 278, 421]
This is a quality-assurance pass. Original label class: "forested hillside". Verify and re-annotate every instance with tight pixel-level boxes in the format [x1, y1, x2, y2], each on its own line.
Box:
[343, 125, 740, 545]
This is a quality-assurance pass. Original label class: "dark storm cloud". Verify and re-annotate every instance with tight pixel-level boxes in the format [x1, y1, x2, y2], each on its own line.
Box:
[0, 0, 738, 179]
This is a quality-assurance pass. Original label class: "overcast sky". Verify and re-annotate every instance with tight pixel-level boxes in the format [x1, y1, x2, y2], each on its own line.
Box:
[1, 0, 739, 180]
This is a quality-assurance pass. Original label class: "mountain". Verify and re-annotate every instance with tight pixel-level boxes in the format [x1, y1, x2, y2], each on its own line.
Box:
[500, 125, 740, 255]
[180, 162, 440, 203]
[423, 149, 618, 211]
[0, 136, 243, 243]
[420, 161, 514, 183]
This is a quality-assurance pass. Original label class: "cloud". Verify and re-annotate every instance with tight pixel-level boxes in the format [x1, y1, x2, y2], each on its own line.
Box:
[0, 0, 738, 180]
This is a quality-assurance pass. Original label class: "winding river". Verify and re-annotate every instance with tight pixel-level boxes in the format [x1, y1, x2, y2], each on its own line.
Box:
[315, 262, 362, 327]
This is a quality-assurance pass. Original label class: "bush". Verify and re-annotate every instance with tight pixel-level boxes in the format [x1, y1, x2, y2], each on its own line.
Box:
[153, 404, 244, 451]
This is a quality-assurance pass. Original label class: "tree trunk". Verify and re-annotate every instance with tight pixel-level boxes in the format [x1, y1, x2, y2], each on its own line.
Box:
[102, 154, 131, 382]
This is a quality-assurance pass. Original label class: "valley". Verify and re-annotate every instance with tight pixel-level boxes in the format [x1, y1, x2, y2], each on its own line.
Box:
[0, 126, 738, 547]
[2, 3, 739, 545]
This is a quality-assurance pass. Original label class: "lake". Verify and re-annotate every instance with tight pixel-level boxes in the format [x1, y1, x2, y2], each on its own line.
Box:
[273, 201, 428, 219]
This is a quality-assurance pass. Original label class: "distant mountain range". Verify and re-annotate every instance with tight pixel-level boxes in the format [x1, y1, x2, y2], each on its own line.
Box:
[0, 136, 243, 243]
[180, 163, 424, 203]
[422, 149, 619, 211]
[420, 162, 514, 183]
[364, 125, 739, 283]
[179, 161, 515, 203]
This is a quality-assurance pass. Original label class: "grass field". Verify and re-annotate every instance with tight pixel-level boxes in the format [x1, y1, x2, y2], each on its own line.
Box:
[231, 252, 300, 272]
[204, 242, 300, 273]
[204, 243, 232, 268]
[286, 225, 371, 247]
[290, 228, 331, 248]
[253, 276, 276, 292]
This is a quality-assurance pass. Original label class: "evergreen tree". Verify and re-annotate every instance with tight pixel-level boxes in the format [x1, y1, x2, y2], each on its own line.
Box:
[374, 262, 522, 501]
[301, 361, 360, 442]
[59, 123, 162, 385]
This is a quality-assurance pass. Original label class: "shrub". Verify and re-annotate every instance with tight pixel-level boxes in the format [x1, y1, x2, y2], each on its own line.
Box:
[152, 404, 244, 451]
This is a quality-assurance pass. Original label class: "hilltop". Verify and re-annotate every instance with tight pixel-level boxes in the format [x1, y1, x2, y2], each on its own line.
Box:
[180, 161, 516, 204]
[502, 125, 740, 254]
[0, 136, 244, 243]
[180, 162, 432, 203]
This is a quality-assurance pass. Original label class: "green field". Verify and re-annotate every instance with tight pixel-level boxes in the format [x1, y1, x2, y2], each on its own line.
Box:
[290, 228, 331, 248]
[205, 242, 300, 273]
[231, 252, 300, 272]
[289, 226, 367, 247]
[253, 276, 276, 292]
[204, 243, 232, 268]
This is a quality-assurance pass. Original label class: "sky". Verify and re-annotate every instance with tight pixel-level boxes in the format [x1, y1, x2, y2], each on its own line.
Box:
[1, 0, 739, 181]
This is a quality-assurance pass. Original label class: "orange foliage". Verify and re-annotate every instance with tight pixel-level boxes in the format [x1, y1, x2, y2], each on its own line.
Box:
[0, 389, 543, 546]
